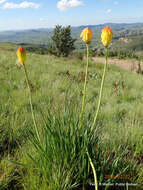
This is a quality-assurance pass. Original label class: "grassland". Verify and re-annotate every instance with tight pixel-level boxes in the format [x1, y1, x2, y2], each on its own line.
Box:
[0, 45, 143, 190]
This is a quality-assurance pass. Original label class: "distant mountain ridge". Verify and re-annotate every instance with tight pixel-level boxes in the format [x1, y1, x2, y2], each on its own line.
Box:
[0, 23, 143, 44]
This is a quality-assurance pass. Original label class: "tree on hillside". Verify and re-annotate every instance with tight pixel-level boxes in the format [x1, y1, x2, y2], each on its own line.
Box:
[52, 25, 76, 57]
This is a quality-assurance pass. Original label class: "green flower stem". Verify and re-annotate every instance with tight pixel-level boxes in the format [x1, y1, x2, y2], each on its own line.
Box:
[92, 47, 108, 130]
[23, 64, 40, 142]
[87, 150, 98, 190]
[80, 44, 89, 128]
[82, 183, 85, 190]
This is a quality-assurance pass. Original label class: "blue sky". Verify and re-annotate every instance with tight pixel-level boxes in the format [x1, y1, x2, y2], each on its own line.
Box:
[0, 0, 143, 31]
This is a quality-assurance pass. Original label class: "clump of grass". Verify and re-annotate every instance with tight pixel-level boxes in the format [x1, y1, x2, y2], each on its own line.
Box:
[21, 105, 139, 190]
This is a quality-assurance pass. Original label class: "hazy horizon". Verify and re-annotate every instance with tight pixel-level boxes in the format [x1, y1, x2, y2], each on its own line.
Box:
[0, 21, 143, 32]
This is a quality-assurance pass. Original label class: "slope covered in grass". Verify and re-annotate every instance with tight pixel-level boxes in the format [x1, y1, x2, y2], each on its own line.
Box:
[0, 48, 143, 189]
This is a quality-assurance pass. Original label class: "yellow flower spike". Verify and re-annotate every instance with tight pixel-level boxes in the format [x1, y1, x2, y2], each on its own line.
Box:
[17, 46, 26, 65]
[79, 27, 92, 128]
[101, 26, 113, 47]
[80, 27, 93, 44]
[17, 46, 40, 142]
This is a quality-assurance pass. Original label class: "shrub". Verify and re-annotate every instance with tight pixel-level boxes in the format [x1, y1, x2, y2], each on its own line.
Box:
[52, 25, 76, 57]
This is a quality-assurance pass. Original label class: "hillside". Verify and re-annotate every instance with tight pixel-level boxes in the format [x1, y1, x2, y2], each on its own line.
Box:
[0, 46, 143, 189]
[0, 23, 143, 53]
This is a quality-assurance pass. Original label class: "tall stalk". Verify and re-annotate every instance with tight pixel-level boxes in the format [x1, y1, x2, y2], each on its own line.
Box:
[80, 44, 89, 128]
[87, 151, 98, 190]
[23, 64, 40, 142]
[92, 47, 108, 130]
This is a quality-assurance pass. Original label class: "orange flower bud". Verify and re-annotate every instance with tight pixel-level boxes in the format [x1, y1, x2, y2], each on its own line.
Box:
[101, 26, 113, 47]
[17, 46, 26, 65]
[80, 27, 93, 44]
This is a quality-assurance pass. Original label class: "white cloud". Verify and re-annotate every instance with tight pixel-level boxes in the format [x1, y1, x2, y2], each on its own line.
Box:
[57, 0, 83, 11]
[0, 0, 6, 4]
[40, 18, 45, 21]
[2, 1, 40, 9]
[113, 1, 119, 5]
[40, 18, 48, 22]
[106, 9, 112, 14]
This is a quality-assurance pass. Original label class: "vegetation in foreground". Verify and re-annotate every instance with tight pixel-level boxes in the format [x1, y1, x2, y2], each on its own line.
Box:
[0, 44, 143, 189]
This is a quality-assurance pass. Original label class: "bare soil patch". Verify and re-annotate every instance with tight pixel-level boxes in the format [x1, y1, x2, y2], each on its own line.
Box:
[92, 57, 143, 73]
